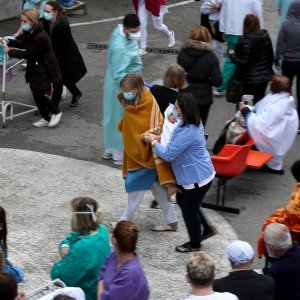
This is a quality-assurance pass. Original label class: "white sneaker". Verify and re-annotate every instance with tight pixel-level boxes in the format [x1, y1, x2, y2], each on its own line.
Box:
[103, 151, 112, 160]
[139, 48, 148, 55]
[33, 118, 49, 128]
[48, 112, 62, 128]
[107, 221, 117, 230]
[113, 160, 123, 166]
[213, 90, 225, 96]
[168, 31, 175, 48]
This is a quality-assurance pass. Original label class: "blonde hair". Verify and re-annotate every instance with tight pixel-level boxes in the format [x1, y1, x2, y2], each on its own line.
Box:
[186, 251, 215, 287]
[189, 26, 211, 43]
[117, 74, 145, 107]
[163, 64, 188, 89]
[21, 9, 40, 24]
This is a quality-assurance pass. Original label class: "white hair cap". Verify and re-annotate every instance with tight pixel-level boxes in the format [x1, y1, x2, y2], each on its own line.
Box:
[226, 240, 254, 265]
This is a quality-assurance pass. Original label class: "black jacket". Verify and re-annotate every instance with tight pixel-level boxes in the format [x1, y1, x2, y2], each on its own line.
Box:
[214, 269, 275, 300]
[42, 15, 87, 83]
[8, 22, 61, 92]
[177, 39, 222, 106]
[150, 85, 178, 114]
[230, 29, 274, 84]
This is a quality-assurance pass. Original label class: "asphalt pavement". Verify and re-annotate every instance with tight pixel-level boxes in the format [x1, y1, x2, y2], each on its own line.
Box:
[0, 0, 299, 290]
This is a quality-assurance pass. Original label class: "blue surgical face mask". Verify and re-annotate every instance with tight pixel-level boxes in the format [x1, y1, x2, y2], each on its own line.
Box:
[22, 23, 32, 32]
[32, 0, 40, 4]
[44, 12, 53, 21]
[123, 92, 135, 101]
[172, 108, 180, 119]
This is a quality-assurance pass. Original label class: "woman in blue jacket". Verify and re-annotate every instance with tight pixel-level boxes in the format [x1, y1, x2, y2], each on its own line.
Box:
[143, 93, 216, 253]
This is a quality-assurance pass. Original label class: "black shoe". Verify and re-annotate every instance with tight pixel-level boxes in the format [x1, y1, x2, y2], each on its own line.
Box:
[202, 227, 217, 241]
[150, 199, 159, 209]
[70, 91, 82, 107]
[260, 165, 284, 175]
[175, 242, 201, 253]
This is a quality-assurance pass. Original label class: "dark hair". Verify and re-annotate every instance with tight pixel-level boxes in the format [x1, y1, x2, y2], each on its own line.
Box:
[46, 1, 66, 17]
[113, 221, 139, 253]
[243, 14, 260, 35]
[0, 273, 18, 300]
[123, 13, 140, 29]
[0, 206, 7, 248]
[53, 296, 75, 300]
[291, 160, 300, 182]
[270, 75, 291, 94]
[176, 93, 201, 127]
[71, 197, 103, 235]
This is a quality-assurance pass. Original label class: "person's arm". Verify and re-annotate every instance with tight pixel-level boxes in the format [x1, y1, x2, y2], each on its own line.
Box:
[230, 41, 252, 65]
[51, 238, 91, 287]
[275, 24, 286, 68]
[98, 280, 104, 299]
[252, 0, 264, 28]
[210, 56, 222, 87]
[154, 128, 192, 162]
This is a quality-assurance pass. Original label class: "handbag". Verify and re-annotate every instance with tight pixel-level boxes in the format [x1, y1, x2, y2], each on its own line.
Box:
[212, 119, 234, 155]
[226, 78, 243, 103]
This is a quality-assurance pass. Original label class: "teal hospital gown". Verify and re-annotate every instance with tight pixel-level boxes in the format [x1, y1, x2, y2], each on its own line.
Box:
[51, 224, 111, 300]
[102, 24, 142, 151]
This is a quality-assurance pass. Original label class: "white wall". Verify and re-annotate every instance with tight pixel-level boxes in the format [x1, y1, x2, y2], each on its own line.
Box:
[0, 0, 20, 21]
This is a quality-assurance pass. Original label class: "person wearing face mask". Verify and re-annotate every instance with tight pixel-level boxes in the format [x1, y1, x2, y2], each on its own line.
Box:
[143, 93, 216, 253]
[42, 1, 87, 108]
[51, 197, 111, 300]
[107, 73, 178, 232]
[0, 206, 24, 283]
[4, 9, 63, 128]
[98, 221, 149, 300]
[102, 14, 143, 166]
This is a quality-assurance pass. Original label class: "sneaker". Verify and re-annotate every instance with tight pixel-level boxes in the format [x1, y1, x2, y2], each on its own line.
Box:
[152, 224, 177, 232]
[139, 48, 148, 55]
[33, 118, 49, 128]
[103, 151, 112, 160]
[213, 89, 225, 96]
[107, 221, 117, 230]
[175, 242, 201, 253]
[168, 31, 175, 48]
[48, 112, 62, 128]
[70, 91, 82, 107]
[113, 160, 123, 166]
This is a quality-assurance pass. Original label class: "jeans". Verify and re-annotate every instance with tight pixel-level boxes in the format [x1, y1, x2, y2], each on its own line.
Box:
[282, 60, 300, 118]
[52, 81, 81, 108]
[176, 181, 213, 246]
[32, 91, 59, 121]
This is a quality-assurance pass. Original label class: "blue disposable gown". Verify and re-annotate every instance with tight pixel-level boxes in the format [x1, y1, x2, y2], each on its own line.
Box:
[102, 25, 142, 150]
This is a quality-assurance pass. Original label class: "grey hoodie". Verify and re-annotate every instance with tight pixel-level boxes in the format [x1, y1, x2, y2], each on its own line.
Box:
[275, 0, 300, 65]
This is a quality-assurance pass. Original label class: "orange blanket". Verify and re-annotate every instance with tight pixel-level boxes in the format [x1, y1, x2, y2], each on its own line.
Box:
[257, 183, 300, 258]
[118, 88, 177, 194]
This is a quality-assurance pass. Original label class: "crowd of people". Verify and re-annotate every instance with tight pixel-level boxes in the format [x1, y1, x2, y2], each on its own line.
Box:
[0, 0, 300, 299]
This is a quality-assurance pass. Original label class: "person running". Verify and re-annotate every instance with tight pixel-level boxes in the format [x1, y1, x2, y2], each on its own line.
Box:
[132, 0, 175, 55]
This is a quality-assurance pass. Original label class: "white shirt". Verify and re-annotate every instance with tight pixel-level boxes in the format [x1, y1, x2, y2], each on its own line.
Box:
[219, 0, 264, 35]
[184, 292, 238, 300]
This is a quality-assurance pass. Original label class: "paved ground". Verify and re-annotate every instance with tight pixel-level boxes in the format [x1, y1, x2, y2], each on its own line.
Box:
[1, 148, 237, 299]
[0, 0, 299, 296]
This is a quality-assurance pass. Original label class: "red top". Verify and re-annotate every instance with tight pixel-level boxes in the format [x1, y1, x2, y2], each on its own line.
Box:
[132, 0, 167, 17]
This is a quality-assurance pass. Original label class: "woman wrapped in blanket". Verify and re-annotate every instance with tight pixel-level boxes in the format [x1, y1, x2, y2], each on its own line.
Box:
[108, 73, 178, 232]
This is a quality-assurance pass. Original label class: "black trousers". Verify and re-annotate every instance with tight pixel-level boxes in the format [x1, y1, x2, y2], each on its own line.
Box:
[32, 91, 59, 121]
[282, 60, 300, 118]
[242, 82, 269, 105]
[199, 105, 211, 128]
[52, 80, 81, 108]
[176, 180, 213, 246]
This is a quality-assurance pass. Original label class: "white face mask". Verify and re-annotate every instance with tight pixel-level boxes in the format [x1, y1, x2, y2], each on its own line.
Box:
[128, 31, 141, 40]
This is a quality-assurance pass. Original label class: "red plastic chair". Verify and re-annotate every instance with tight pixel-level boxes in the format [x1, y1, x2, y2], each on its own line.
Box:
[203, 144, 252, 214]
